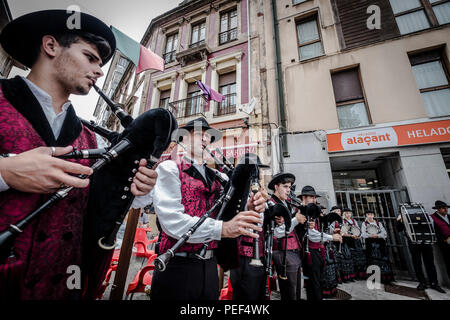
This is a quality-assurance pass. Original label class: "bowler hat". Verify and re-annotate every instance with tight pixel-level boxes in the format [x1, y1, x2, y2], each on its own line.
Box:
[299, 185, 321, 197]
[433, 200, 449, 209]
[330, 206, 341, 212]
[268, 173, 295, 191]
[0, 10, 116, 68]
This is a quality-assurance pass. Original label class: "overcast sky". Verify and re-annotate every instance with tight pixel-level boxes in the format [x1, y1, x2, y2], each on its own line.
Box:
[8, 0, 181, 120]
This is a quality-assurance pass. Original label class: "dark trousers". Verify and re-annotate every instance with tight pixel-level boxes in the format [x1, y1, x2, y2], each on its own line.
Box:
[272, 250, 302, 300]
[303, 249, 324, 301]
[409, 243, 438, 285]
[150, 256, 219, 300]
[437, 243, 450, 279]
[230, 256, 266, 300]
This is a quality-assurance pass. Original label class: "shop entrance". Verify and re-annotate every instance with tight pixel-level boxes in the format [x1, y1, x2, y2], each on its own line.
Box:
[330, 152, 415, 279]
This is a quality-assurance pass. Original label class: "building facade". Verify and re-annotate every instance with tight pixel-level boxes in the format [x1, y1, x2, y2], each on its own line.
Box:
[97, 0, 272, 177]
[261, 0, 450, 283]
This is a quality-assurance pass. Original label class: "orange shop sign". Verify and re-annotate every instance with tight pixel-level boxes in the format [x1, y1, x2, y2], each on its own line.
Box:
[326, 119, 450, 152]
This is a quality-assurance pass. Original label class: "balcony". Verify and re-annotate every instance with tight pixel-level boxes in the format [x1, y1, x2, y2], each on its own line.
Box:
[169, 95, 207, 119]
[214, 93, 236, 116]
[219, 28, 238, 45]
[163, 51, 176, 64]
[176, 40, 211, 66]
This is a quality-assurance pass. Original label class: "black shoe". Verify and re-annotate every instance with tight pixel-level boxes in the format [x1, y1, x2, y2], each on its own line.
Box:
[430, 284, 446, 294]
[417, 283, 427, 290]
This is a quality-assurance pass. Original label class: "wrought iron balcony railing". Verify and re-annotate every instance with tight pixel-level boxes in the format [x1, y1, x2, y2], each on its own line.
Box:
[189, 39, 206, 49]
[163, 51, 176, 64]
[169, 94, 207, 119]
[214, 93, 236, 116]
[219, 28, 238, 45]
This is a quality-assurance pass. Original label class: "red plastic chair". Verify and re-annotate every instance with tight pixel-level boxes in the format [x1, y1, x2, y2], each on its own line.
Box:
[133, 228, 157, 258]
[219, 277, 233, 300]
[126, 254, 157, 297]
[98, 249, 121, 299]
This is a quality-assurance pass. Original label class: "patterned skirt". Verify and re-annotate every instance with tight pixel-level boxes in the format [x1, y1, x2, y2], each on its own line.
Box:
[365, 238, 395, 284]
[350, 239, 367, 279]
[335, 241, 355, 282]
[322, 243, 338, 298]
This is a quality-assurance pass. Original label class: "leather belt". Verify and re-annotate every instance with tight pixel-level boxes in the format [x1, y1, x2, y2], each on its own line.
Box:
[174, 250, 215, 260]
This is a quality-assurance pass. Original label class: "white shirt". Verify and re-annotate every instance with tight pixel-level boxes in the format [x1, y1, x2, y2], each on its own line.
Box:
[152, 159, 228, 242]
[0, 77, 149, 209]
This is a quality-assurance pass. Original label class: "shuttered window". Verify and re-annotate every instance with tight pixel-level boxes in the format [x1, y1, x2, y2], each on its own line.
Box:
[331, 67, 371, 129]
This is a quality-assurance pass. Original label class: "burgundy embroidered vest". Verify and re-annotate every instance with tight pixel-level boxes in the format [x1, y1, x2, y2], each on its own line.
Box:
[0, 88, 97, 299]
[157, 157, 222, 254]
[431, 213, 450, 242]
[238, 231, 265, 257]
[270, 196, 300, 251]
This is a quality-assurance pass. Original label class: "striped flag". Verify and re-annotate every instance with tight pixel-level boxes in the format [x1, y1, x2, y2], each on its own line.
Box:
[111, 26, 164, 74]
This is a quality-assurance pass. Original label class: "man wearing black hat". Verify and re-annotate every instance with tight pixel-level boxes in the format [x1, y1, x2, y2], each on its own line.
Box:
[396, 212, 446, 293]
[300, 185, 342, 300]
[0, 10, 158, 299]
[268, 173, 307, 300]
[431, 200, 450, 279]
[150, 117, 266, 300]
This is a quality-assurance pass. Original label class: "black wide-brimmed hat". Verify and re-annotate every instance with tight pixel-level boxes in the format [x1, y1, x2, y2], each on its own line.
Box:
[174, 117, 222, 143]
[330, 206, 342, 212]
[268, 172, 295, 191]
[342, 207, 353, 213]
[299, 185, 321, 197]
[0, 10, 116, 68]
[241, 153, 270, 169]
[433, 200, 449, 209]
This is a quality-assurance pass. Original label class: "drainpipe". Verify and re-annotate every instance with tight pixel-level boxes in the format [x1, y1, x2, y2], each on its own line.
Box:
[271, 0, 289, 172]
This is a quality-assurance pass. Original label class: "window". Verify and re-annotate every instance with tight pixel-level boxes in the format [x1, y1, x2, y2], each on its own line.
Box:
[296, 16, 324, 61]
[186, 82, 202, 116]
[389, 0, 450, 35]
[219, 9, 238, 45]
[216, 72, 236, 116]
[164, 33, 178, 64]
[159, 89, 171, 109]
[331, 68, 370, 129]
[409, 49, 450, 117]
[293, 0, 308, 4]
[190, 21, 206, 48]
[430, 0, 450, 25]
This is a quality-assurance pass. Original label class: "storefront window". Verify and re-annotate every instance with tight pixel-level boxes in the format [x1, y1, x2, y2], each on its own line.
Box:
[333, 170, 379, 190]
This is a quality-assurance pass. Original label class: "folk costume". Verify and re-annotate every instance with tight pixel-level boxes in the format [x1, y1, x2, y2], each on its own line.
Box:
[0, 10, 135, 300]
[361, 215, 394, 284]
[150, 118, 227, 300]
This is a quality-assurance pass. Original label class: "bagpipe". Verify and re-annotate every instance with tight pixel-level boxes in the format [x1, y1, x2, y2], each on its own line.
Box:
[154, 152, 263, 272]
[0, 84, 178, 264]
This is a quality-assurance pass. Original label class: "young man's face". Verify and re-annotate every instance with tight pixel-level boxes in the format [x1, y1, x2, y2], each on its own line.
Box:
[366, 212, 374, 221]
[302, 195, 317, 205]
[438, 207, 448, 215]
[54, 39, 104, 95]
[275, 182, 292, 201]
[183, 129, 210, 159]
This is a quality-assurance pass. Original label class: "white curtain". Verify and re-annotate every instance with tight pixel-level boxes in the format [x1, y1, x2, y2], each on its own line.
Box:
[395, 10, 430, 34]
[412, 61, 449, 90]
[299, 42, 323, 60]
[389, 0, 422, 14]
[297, 20, 319, 44]
[433, 2, 450, 25]
[337, 102, 370, 129]
[422, 89, 450, 117]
